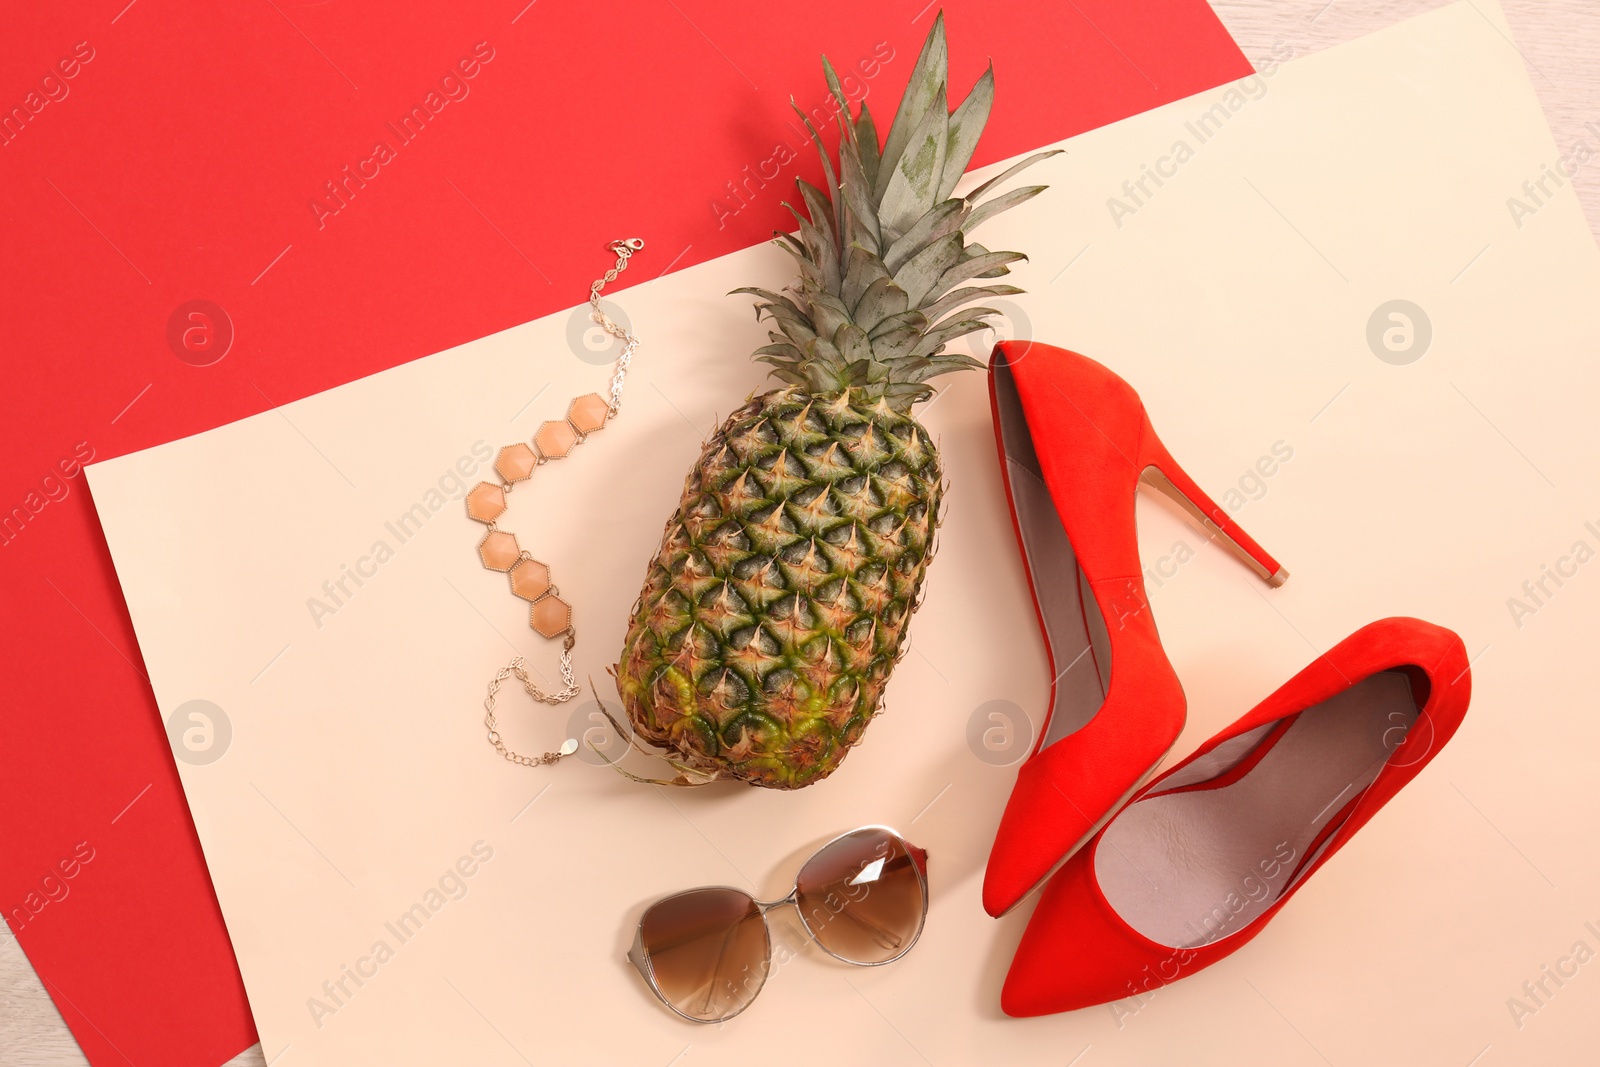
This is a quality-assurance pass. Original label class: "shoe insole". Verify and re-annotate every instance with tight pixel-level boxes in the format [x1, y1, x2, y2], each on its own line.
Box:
[992, 356, 1111, 750]
[1095, 671, 1418, 949]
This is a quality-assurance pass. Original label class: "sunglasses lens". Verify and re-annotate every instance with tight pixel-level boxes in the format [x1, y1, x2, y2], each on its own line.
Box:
[794, 828, 926, 965]
[639, 888, 769, 1022]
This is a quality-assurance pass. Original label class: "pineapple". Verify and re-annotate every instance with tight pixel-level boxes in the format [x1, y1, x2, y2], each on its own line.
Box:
[614, 13, 1057, 788]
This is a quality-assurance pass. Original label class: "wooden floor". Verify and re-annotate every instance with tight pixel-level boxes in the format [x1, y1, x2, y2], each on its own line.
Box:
[4, 2, 1596, 1064]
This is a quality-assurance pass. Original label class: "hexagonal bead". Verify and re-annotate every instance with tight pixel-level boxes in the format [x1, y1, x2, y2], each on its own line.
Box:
[495, 443, 537, 483]
[567, 393, 610, 435]
[478, 531, 520, 571]
[534, 419, 578, 460]
[530, 594, 572, 638]
[465, 482, 506, 523]
[509, 558, 551, 601]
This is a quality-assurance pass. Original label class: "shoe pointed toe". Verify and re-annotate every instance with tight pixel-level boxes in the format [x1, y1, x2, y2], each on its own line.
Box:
[1001, 851, 1165, 1016]
[983, 714, 1177, 917]
[982, 759, 1097, 917]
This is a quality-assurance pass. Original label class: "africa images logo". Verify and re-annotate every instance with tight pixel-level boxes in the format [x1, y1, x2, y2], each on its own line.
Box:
[309, 42, 497, 229]
[306, 842, 495, 1029]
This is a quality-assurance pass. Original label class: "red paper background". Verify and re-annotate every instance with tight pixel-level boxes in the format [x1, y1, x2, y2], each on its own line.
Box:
[0, 2, 1249, 1063]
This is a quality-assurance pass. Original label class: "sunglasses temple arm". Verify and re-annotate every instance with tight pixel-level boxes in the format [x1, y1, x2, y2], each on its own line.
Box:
[842, 846, 928, 951]
[819, 847, 928, 952]
[695, 916, 747, 1017]
[825, 900, 905, 952]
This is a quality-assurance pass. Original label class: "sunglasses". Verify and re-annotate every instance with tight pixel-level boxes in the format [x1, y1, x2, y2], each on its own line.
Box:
[627, 825, 930, 1023]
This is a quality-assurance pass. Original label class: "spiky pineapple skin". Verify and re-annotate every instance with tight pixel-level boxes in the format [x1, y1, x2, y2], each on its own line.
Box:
[616, 386, 942, 789]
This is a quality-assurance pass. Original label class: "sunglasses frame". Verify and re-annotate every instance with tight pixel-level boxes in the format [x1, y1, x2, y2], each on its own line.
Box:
[627, 824, 930, 1024]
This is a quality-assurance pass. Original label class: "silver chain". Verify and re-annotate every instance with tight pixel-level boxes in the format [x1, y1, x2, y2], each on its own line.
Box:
[483, 644, 580, 767]
[592, 238, 644, 415]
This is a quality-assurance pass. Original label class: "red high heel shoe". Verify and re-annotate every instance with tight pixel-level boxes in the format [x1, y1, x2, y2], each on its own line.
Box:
[1000, 617, 1471, 1016]
[983, 341, 1287, 918]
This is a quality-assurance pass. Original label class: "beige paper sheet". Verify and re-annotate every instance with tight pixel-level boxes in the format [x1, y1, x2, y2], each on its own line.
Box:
[89, 3, 1600, 1062]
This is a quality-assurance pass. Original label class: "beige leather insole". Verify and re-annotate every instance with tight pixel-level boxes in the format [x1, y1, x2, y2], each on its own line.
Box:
[1094, 671, 1417, 949]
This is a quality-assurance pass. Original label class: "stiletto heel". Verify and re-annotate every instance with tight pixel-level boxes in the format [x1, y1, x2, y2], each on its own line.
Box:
[1138, 426, 1288, 587]
[982, 341, 1288, 918]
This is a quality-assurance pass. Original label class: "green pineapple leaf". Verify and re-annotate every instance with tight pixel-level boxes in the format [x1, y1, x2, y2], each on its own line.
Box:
[806, 286, 854, 340]
[937, 249, 1026, 293]
[866, 321, 923, 363]
[867, 309, 929, 342]
[852, 276, 911, 331]
[761, 364, 812, 388]
[792, 181, 837, 245]
[841, 244, 891, 311]
[792, 102, 844, 239]
[938, 65, 995, 200]
[878, 84, 949, 237]
[874, 11, 949, 203]
[910, 317, 994, 359]
[911, 352, 987, 381]
[835, 324, 874, 367]
[832, 147, 883, 254]
[856, 102, 882, 192]
[892, 231, 963, 306]
[884, 380, 935, 406]
[965, 148, 1063, 202]
[772, 231, 806, 257]
[753, 342, 805, 364]
[733, 287, 819, 343]
[883, 198, 968, 274]
[921, 284, 1023, 324]
[821, 56, 853, 124]
[964, 184, 1048, 233]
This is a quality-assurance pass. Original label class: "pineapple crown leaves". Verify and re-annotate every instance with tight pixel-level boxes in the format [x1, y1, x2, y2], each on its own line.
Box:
[735, 12, 1061, 411]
